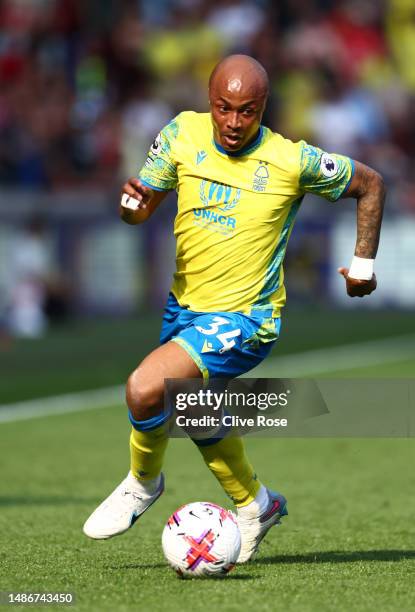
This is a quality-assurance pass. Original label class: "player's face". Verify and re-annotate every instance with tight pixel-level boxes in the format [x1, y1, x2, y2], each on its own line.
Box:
[209, 88, 266, 153]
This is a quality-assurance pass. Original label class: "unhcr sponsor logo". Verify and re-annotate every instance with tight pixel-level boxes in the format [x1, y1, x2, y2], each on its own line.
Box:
[193, 208, 236, 229]
[199, 180, 240, 212]
[194, 179, 239, 235]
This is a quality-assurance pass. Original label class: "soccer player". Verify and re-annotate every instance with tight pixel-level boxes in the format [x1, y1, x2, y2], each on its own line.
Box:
[83, 55, 384, 562]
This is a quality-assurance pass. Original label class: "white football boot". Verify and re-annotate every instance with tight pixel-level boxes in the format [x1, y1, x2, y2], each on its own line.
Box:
[83, 472, 164, 540]
[237, 486, 288, 563]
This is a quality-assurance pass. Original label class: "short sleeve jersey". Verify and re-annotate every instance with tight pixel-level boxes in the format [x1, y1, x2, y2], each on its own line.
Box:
[139, 112, 354, 318]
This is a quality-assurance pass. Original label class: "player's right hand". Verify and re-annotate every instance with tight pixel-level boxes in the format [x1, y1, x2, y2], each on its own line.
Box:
[120, 178, 153, 211]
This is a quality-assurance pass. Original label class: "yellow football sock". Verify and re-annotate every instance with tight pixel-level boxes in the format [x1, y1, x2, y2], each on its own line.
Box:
[130, 426, 169, 480]
[197, 436, 261, 507]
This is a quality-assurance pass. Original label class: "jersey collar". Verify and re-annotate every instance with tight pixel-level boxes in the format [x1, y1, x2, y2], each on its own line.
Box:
[213, 126, 264, 157]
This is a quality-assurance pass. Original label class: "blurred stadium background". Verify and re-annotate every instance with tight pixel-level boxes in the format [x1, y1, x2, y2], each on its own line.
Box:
[1, 4, 414, 609]
[1, 0, 415, 398]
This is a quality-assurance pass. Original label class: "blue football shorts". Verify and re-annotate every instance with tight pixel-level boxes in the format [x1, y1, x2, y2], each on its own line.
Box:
[160, 293, 281, 382]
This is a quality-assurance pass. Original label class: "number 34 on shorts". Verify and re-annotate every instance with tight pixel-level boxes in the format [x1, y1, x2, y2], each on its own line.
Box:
[160, 293, 279, 379]
[195, 316, 241, 354]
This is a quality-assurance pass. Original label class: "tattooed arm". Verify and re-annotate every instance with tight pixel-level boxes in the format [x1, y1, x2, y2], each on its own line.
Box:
[338, 161, 386, 297]
[345, 161, 385, 258]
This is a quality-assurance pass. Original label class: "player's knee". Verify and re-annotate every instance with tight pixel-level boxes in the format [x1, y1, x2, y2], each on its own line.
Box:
[126, 370, 163, 421]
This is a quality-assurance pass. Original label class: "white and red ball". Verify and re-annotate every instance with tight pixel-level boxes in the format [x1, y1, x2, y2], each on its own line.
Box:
[162, 501, 241, 577]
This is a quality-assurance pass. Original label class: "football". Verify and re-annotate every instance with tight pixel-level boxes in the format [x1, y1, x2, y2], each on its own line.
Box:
[162, 501, 241, 577]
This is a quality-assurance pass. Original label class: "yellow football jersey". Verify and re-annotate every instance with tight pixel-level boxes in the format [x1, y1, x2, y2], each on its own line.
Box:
[139, 112, 353, 319]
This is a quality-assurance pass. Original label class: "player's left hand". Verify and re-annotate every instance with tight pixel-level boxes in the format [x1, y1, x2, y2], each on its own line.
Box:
[338, 267, 377, 298]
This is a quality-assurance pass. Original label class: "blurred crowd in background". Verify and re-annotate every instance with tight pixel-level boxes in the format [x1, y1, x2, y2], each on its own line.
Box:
[1, 0, 415, 340]
[0, 0, 414, 212]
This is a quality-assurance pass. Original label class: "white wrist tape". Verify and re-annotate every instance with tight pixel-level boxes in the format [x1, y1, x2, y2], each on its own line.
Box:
[121, 193, 141, 210]
[348, 256, 374, 280]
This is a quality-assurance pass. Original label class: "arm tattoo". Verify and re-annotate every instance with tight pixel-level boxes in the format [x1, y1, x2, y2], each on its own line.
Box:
[346, 163, 385, 259]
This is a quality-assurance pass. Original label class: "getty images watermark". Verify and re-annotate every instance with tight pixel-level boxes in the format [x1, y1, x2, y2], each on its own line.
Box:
[165, 378, 328, 439]
[164, 378, 415, 438]
[175, 387, 290, 429]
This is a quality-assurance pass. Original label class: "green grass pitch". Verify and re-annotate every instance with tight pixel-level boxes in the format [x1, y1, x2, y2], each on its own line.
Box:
[1, 408, 414, 612]
[1, 308, 414, 610]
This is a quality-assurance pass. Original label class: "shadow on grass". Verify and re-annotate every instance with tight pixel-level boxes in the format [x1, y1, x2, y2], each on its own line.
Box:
[0, 495, 99, 506]
[111, 564, 255, 579]
[255, 550, 415, 565]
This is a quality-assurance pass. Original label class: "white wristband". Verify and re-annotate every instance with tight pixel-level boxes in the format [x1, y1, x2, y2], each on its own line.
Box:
[348, 256, 374, 280]
[121, 193, 141, 210]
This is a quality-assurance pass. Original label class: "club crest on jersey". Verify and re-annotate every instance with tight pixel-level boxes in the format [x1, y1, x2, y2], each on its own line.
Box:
[253, 162, 269, 192]
[320, 153, 338, 178]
